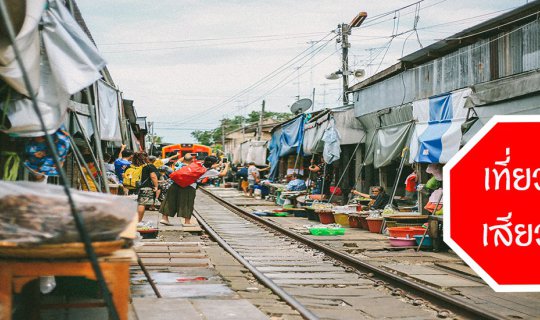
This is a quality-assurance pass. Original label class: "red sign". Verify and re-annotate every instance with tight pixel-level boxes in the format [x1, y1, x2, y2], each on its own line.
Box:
[444, 115, 540, 292]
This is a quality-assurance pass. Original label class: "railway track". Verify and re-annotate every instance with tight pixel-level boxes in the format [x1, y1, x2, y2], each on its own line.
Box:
[194, 188, 506, 320]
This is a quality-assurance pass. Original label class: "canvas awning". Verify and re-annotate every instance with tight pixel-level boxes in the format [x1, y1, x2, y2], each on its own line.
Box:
[246, 141, 268, 166]
[279, 115, 304, 157]
[97, 80, 122, 142]
[373, 104, 413, 168]
[462, 94, 540, 144]
[268, 128, 282, 180]
[409, 88, 471, 164]
[358, 104, 413, 168]
[302, 107, 364, 156]
[332, 107, 365, 145]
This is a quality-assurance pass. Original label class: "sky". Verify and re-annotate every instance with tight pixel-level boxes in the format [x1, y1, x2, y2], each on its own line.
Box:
[76, 0, 528, 143]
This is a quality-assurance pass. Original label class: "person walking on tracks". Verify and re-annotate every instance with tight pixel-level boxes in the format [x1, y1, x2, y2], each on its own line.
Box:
[131, 152, 160, 222]
[160, 156, 229, 226]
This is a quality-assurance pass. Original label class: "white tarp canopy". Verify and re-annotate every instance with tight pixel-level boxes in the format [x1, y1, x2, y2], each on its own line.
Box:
[332, 107, 365, 145]
[246, 141, 267, 166]
[302, 107, 365, 156]
[97, 80, 122, 141]
[0, 0, 106, 137]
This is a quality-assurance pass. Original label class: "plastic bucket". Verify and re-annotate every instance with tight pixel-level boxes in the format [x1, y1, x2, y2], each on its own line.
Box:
[318, 212, 335, 224]
[333, 213, 350, 227]
[366, 217, 383, 233]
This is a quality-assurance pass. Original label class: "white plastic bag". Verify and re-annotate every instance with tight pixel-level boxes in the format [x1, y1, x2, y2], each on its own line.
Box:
[0, 181, 136, 244]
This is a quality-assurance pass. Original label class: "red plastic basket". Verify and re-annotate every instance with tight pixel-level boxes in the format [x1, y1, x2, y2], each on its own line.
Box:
[387, 227, 426, 238]
[318, 211, 335, 224]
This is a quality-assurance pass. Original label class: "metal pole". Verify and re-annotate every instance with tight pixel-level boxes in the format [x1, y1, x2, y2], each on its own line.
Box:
[86, 87, 110, 194]
[221, 120, 226, 153]
[341, 23, 350, 106]
[257, 100, 265, 141]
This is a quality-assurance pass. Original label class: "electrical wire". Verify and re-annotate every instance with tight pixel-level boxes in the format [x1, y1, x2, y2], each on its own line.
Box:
[172, 33, 337, 125]
[101, 33, 332, 53]
[98, 31, 329, 46]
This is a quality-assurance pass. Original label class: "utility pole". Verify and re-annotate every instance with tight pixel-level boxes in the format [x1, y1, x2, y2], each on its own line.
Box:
[221, 120, 226, 154]
[257, 100, 265, 141]
[339, 23, 351, 106]
[337, 11, 367, 106]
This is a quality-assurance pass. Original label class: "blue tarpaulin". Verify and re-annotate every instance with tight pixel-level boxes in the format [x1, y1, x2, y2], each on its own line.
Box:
[409, 89, 470, 163]
[267, 128, 282, 181]
[279, 115, 305, 157]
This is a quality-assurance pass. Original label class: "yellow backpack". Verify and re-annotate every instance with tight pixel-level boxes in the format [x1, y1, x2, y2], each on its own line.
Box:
[123, 164, 147, 189]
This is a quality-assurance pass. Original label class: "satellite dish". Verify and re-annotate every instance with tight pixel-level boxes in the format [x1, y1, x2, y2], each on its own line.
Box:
[290, 98, 313, 114]
[354, 69, 366, 78]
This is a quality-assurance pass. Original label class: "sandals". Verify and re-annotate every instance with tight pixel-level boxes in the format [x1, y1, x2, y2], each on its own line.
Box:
[160, 220, 172, 226]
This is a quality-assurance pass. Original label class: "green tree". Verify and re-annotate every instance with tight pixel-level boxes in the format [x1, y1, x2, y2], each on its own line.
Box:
[191, 111, 293, 146]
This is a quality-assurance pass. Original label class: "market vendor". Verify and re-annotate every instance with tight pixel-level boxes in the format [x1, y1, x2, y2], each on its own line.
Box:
[351, 186, 390, 210]
[308, 158, 333, 196]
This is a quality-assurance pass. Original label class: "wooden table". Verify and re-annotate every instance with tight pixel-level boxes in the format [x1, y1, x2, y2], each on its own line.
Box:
[0, 249, 135, 320]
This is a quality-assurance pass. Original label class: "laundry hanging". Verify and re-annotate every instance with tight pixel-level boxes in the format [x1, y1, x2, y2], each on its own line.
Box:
[409, 88, 471, 164]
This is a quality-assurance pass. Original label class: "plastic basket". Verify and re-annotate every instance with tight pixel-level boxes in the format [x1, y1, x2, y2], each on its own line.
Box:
[309, 227, 345, 236]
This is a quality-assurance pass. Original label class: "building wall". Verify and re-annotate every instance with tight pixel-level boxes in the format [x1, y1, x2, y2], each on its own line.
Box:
[354, 19, 540, 116]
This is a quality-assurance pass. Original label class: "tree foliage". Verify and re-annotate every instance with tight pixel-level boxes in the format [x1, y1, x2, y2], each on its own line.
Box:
[191, 111, 292, 146]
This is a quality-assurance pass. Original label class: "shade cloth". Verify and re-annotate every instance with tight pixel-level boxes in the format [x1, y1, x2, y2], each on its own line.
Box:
[0, 0, 45, 97]
[245, 141, 267, 166]
[97, 80, 122, 141]
[279, 115, 304, 157]
[462, 94, 540, 145]
[321, 122, 341, 164]
[1, 53, 69, 137]
[267, 128, 282, 180]
[409, 88, 471, 164]
[41, 0, 106, 95]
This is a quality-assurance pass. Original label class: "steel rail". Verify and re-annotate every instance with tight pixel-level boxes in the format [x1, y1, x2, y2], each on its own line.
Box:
[192, 209, 319, 320]
[200, 187, 506, 320]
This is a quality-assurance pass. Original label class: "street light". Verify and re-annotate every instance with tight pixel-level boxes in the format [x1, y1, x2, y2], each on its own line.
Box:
[327, 11, 368, 105]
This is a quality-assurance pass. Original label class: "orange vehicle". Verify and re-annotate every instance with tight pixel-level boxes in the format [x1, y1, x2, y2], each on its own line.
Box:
[161, 143, 212, 161]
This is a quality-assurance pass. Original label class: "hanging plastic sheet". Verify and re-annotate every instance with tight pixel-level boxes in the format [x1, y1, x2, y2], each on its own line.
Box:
[461, 94, 540, 145]
[321, 121, 341, 164]
[357, 112, 379, 165]
[279, 115, 304, 157]
[373, 104, 413, 168]
[0, 0, 46, 97]
[1, 53, 70, 136]
[130, 127, 140, 151]
[68, 101, 94, 139]
[267, 128, 282, 181]
[239, 141, 250, 164]
[41, 0, 106, 95]
[332, 107, 365, 145]
[246, 141, 267, 166]
[302, 116, 327, 156]
[97, 81, 122, 141]
[232, 144, 242, 164]
[409, 88, 471, 164]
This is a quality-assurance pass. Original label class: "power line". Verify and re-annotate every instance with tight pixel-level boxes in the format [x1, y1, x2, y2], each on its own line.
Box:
[101, 34, 332, 53]
[172, 33, 337, 125]
[98, 31, 328, 46]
